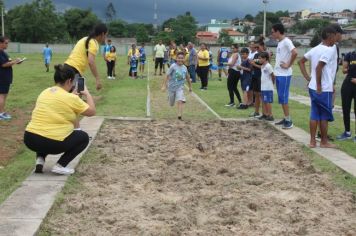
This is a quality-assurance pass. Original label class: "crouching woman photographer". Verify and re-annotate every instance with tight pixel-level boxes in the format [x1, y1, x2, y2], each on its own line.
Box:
[24, 64, 95, 175]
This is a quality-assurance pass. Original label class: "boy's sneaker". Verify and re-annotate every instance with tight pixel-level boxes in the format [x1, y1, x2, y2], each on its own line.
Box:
[265, 115, 274, 121]
[35, 157, 45, 173]
[237, 104, 248, 110]
[0, 112, 11, 120]
[282, 120, 294, 129]
[51, 164, 75, 175]
[336, 132, 352, 141]
[249, 112, 260, 117]
[225, 103, 235, 107]
[258, 114, 268, 120]
[274, 119, 285, 125]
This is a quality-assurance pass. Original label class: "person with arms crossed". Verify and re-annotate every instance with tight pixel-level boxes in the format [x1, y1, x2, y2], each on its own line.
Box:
[298, 26, 337, 148]
[154, 40, 166, 76]
[271, 23, 298, 129]
[187, 42, 197, 83]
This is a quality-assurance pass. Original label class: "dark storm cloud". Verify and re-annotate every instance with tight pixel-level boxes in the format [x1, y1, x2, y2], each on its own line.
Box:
[4, 0, 356, 24]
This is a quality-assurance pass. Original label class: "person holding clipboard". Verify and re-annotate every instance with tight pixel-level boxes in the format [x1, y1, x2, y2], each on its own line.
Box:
[0, 36, 25, 120]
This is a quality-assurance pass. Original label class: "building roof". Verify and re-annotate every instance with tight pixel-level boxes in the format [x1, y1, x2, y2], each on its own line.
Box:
[227, 31, 246, 36]
[196, 31, 218, 39]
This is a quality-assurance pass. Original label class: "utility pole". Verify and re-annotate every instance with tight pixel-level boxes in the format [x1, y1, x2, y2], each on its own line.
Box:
[153, 0, 158, 30]
[263, 0, 268, 37]
[1, 7, 4, 36]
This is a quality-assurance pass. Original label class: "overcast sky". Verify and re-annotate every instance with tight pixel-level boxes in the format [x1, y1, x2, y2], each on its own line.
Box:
[5, 0, 356, 24]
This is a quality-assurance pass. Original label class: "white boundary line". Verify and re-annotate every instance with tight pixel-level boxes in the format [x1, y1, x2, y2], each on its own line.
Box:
[146, 59, 151, 117]
[185, 85, 222, 120]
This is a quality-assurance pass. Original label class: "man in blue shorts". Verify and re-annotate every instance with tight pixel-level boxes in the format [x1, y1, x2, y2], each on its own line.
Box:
[298, 26, 337, 148]
[217, 43, 229, 81]
[271, 23, 298, 129]
[43, 43, 52, 72]
[139, 43, 146, 78]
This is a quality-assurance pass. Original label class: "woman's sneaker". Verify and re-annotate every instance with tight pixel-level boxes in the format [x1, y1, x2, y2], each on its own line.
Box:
[35, 157, 45, 173]
[0, 112, 11, 120]
[336, 131, 352, 140]
[237, 104, 248, 110]
[224, 103, 235, 107]
[51, 164, 75, 175]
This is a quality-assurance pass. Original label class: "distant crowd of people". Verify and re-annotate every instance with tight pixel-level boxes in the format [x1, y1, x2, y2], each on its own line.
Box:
[0, 22, 355, 175]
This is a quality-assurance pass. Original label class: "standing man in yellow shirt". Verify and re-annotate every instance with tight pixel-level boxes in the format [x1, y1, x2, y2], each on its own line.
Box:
[197, 43, 210, 90]
[65, 23, 108, 91]
[154, 40, 166, 76]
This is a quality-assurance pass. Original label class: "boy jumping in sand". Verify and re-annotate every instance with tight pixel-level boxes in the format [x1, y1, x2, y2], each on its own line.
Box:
[161, 52, 192, 120]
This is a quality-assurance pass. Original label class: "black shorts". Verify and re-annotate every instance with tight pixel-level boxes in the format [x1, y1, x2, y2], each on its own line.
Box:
[155, 58, 164, 69]
[0, 83, 11, 94]
[251, 76, 261, 92]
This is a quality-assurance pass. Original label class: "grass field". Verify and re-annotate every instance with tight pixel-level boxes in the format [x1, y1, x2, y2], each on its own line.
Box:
[0, 52, 355, 209]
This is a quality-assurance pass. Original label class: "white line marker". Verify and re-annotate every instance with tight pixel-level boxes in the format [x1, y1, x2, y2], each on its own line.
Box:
[146, 59, 151, 117]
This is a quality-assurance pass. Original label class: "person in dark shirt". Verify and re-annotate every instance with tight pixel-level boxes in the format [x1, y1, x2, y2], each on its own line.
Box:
[0, 36, 22, 120]
[336, 51, 356, 142]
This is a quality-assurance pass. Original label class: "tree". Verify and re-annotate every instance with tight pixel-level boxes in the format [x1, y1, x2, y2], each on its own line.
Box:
[105, 2, 116, 22]
[169, 13, 198, 44]
[6, 0, 68, 43]
[108, 19, 128, 37]
[244, 14, 254, 22]
[136, 25, 149, 43]
[218, 31, 233, 45]
[63, 8, 100, 40]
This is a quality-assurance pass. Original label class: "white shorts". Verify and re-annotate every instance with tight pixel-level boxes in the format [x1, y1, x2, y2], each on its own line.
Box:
[168, 88, 186, 106]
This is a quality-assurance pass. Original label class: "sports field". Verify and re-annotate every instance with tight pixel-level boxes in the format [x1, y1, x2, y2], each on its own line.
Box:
[0, 53, 356, 235]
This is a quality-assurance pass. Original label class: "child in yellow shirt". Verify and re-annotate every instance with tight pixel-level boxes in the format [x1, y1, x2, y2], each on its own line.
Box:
[105, 46, 117, 79]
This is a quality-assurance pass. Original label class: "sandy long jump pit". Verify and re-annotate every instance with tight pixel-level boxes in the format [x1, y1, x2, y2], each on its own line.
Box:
[42, 120, 356, 235]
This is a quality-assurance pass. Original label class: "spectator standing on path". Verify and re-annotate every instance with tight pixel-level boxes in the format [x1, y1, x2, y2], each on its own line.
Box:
[196, 43, 210, 90]
[154, 40, 166, 76]
[161, 52, 192, 120]
[271, 23, 298, 129]
[187, 42, 197, 83]
[225, 44, 242, 107]
[0, 36, 23, 121]
[65, 23, 108, 91]
[24, 64, 96, 175]
[43, 43, 52, 72]
[298, 26, 337, 148]
[336, 50, 356, 142]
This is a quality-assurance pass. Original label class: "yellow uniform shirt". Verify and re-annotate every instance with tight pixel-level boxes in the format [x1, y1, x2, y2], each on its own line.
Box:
[106, 52, 117, 62]
[170, 49, 177, 60]
[184, 52, 190, 66]
[127, 48, 140, 57]
[198, 50, 210, 67]
[64, 37, 99, 75]
[26, 86, 89, 141]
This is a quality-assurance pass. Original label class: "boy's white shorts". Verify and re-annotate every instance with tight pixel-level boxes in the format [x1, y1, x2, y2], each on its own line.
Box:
[168, 88, 186, 106]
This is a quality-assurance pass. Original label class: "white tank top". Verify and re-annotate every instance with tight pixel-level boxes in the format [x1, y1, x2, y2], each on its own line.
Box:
[228, 53, 241, 71]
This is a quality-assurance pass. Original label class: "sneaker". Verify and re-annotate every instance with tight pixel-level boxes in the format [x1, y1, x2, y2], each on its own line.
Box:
[107, 76, 112, 79]
[275, 119, 285, 125]
[203, 87, 208, 90]
[225, 103, 235, 107]
[51, 164, 75, 175]
[249, 112, 260, 117]
[112, 77, 116, 80]
[0, 112, 11, 120]
[258, 114, 268, 120]
[265, 115, 275, 121]
[178, 116, 182, 120]
[282, 120, 294, 129]
[35, 157, 45, 173]
[336, 132, 352, 141]
[237, 104, 248, 110]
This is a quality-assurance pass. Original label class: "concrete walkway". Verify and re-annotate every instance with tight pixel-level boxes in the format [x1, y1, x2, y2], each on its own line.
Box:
[0, 116, 104, 236]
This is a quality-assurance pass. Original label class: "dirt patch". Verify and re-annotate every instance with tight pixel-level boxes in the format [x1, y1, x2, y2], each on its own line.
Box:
[0, 108, 30, 166]
[43, 120, 356, 235]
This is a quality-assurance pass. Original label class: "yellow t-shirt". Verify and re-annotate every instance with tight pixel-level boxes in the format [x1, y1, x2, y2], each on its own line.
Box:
[26, 86, 89, 141]
[170, 49, 177, 60]
[198, 50, 210, 67]
[64, 37, 99, 75]
[106, 52, 117, 62]
[128, 48, 140, 57]
[184, 52, 190, 66]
